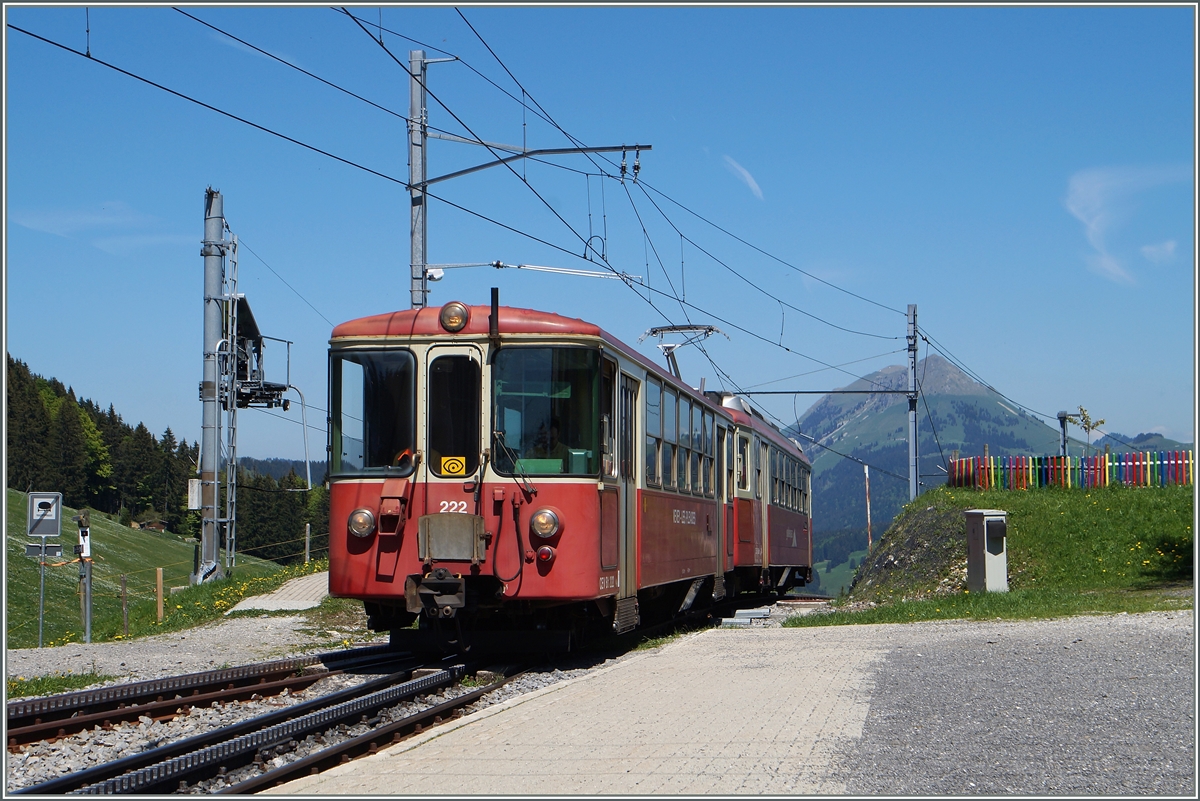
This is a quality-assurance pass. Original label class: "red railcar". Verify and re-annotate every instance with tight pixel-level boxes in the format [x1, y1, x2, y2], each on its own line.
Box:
[326, 299, 813, 645]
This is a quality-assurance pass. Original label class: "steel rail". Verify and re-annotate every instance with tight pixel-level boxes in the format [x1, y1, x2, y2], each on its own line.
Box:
[7, 643, 403, 730]
[72, 665, 465, 794]
[10, 657, 427, 796]
[6, 654, 323, 728]
[7, 672, 332, 748]
[219, 668, 529, 794]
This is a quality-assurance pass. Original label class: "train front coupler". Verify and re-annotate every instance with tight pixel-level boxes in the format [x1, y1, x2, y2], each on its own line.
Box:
[405, 567, 466, 618]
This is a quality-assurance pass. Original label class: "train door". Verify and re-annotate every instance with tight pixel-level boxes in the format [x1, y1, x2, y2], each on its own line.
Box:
[606, 371, 639, 633]
[599, 359, 619, 588]
[758, 437, 769, 574]
[424, 345, 484, 515]
[715, 424, 729, 597]
[723, 427, 735, 574]
[619, 374, 639, 598]
[736, 431, 754, 564]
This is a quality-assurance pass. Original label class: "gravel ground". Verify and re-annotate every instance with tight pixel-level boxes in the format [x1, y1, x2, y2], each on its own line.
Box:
[4, 602, 803, 684]
[6, 606, 1193, 796]
[830, 610, 1195, 796]
[3, 607, 651, 794]
[5, 613, 363, 684]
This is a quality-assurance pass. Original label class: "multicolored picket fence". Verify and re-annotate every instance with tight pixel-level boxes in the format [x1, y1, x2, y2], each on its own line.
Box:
[947, 450, 1194, 490]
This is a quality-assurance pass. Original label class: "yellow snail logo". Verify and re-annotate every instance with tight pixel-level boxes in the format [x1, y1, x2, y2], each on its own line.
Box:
[441, 456, 467, 476]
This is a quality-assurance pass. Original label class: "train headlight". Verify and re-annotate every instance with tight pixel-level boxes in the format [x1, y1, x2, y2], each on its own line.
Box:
[439, 302, 469, 332]
[348, 508, 376, 538]
[529, 508, 560, 538]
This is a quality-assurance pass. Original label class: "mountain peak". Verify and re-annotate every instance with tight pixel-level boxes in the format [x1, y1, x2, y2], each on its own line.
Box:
[798, 354, 986, 443]
[834, 353, 986, 396]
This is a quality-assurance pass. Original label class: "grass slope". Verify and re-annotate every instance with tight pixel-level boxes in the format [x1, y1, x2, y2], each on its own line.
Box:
[809, 394, 1074, 535]
[786, 484, 1192, 626]
[5, 488, 284, 648]
[811, 549, 868, 597]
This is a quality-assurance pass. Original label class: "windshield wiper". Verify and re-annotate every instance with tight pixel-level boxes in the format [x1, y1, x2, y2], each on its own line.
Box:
[493, 430, 536, 496]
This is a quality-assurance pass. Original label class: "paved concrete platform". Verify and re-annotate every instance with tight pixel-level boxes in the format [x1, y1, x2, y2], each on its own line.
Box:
[262, 612, 1194, 797]
[227, 570, 329, 613]
[266, 627, 885, 795]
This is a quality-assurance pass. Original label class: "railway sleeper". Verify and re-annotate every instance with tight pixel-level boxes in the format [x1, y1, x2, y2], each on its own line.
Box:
[11, 661, 436, 795]
[219, 668, 517, 794]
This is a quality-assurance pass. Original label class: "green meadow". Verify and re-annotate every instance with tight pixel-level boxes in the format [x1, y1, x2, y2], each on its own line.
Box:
[786, 483, 1192, 627]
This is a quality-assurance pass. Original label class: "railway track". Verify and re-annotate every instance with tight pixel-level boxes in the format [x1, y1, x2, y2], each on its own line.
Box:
[12, 656, 476, 795]
[10, 594, 816, 794]
[215, 667, 526, 794]
[214, 595, 814, 794]
[5, 644, 409, 749]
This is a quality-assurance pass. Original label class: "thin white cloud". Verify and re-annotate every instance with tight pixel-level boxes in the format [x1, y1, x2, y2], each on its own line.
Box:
[11, 201, 156, 238]
[1140, 240, 1177, 264]
[723, 155, 763, 200]
[1064, 164, 1190, 283]
[208, 31, 301, 69]
[91, 234, 196, 257]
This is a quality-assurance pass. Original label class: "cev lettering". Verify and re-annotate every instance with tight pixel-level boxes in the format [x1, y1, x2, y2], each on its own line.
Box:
[672, 509, 697, 525]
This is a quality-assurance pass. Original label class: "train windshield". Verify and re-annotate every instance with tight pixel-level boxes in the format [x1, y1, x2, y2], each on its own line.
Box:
[330, 350, 416, 476]
[491, 347, 600, 476]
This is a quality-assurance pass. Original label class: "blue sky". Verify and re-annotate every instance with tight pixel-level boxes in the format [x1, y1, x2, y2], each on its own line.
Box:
[4, 4, 1195, 462]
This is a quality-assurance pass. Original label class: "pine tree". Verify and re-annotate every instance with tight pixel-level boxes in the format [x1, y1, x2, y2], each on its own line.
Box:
[152, 427, 181, 528]
[234, 468, 277, 562]
[49, 392, 92, 507]
[115, 423, 160, 519]
[275, 470, 308, 564]
[174, 438, 200, 538]
[6, 354, 51, 492]
[304, 484, 330, 562]
[77, 401, 113, 506]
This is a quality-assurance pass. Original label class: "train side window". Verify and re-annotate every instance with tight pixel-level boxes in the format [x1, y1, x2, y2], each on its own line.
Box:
[780, 453, 788, 508]
[754, 440, 763, 500]
[772, 448, 780, 505]
[781, 455, 789, 509]
[804, 466, 811, 514]
[662, 388, 677, 490]
[601, 359, 616, 477]
[786, 458, 794, 510]
[702, 411, 714, 498]
[686, 395, 696, 491]
[787, 456, 794, 509]
[715, 425, 725, 500]
[645, 378, 661, 486]
[690, 404, 702, 494]
[783, 454, 790, 507]
[737, 435, 749, 491]
[726, 429, 734, 499]
[788, 456, 794, 508]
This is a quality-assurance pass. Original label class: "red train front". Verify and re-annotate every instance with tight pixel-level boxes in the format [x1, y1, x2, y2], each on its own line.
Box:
[327, 298, 814, 648]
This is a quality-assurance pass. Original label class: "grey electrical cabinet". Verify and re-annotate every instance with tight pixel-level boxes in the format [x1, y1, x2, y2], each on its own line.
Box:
[965, 509, 1008, 593]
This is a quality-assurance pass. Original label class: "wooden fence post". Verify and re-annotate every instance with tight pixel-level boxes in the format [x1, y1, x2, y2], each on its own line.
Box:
[156, 568, 164, 623]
